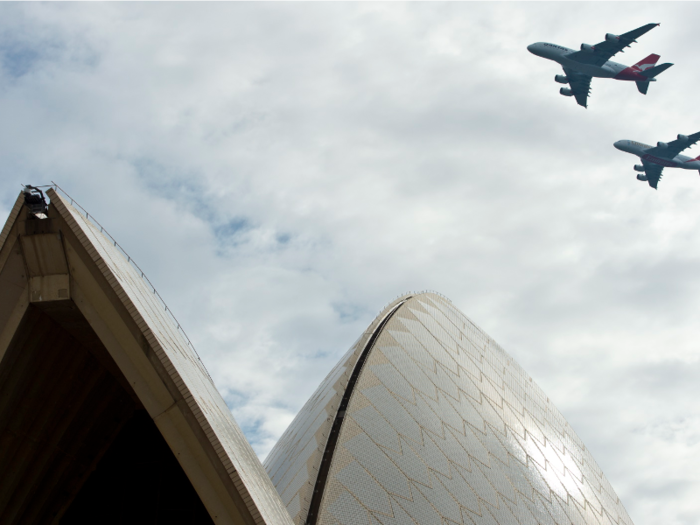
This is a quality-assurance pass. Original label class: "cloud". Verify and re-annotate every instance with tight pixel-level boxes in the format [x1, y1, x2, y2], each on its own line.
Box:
[1, 3, 700, 524]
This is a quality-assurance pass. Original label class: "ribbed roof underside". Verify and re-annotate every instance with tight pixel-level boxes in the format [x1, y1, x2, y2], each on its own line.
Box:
[0, 189, 293, 525]
[47, 189, 293, 525]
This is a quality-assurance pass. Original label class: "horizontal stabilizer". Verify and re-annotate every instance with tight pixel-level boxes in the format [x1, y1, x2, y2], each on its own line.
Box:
[636, 80, 649, 94]
[642, 63, 673, 78]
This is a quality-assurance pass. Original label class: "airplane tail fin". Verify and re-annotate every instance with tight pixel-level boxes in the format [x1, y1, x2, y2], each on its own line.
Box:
[633, 53, 660, 71]
[641, 62, 673, 78]
[636, 81, 649, 94]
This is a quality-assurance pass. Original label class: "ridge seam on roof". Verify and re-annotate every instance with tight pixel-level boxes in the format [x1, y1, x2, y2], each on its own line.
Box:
[304, 296, 411, 525]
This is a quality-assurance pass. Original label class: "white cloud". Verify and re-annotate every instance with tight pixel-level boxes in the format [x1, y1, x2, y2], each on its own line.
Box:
[2, 3, 700, 524]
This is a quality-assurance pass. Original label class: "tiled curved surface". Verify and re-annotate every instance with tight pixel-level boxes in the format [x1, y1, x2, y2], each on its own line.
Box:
[271, 292, 634, 525]
[264, 337, 361, 522]
[263, 298, 408, 525]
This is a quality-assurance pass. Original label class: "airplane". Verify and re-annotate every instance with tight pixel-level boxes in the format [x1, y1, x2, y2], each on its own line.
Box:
[614, 131, 700, 189]
[527, 23, 673, 108]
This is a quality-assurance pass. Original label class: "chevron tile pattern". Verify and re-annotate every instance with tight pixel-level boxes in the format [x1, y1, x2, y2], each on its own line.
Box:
[264, 337, 363, 523]
[267, 293, 634, 525]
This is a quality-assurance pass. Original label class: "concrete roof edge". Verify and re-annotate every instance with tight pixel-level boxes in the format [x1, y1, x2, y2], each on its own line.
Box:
[0, 194, 26, 252]
[46, 188, 294, 525]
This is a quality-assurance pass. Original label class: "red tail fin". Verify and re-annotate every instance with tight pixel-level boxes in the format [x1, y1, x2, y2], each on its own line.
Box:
[632, 53, 660, 72]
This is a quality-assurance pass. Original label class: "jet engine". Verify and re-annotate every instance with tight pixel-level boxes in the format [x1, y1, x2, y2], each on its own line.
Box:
[657, 141, 668, 148]
[637, 174, 648, 181]
[554, 74, 568, 84]
[559, 88, 573, 97]
[605, 33, 619, 42]
[580, 43, 595, 53]
[677, 134, 688, 141]
[634, 164, 645, 172]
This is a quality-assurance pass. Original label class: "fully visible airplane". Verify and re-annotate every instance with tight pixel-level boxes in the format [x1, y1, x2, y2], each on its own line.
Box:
[614, 132, 700, 189]
[527, 23, 673, 108]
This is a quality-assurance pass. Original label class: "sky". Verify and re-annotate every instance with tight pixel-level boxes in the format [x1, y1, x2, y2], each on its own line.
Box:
[1, 3, 699, 524]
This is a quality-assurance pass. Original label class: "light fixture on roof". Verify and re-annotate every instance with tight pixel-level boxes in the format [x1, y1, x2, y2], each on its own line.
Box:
[22, 185, 49, 219]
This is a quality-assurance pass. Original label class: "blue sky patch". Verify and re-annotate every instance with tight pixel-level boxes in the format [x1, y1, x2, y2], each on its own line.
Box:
[1, 43, 40, 78]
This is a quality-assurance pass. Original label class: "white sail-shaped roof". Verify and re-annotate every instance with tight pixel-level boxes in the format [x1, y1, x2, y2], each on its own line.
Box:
[0, 188, 293, 525]
[265, 292, 633, 525]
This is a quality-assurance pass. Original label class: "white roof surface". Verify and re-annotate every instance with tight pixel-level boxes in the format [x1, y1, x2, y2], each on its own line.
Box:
[267, 292, 633, 525]
[48, 189, 294, 525]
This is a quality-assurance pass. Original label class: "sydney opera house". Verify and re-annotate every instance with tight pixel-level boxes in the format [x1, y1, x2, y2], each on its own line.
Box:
[0, 187, 634, 525]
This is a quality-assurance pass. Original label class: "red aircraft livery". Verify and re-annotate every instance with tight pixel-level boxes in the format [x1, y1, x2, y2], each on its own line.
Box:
[528, 23, 673, 107]
[614, 132, 700, 189]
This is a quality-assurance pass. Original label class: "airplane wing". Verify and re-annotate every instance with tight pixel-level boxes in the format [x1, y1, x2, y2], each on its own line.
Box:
[562, 67, 592, 107]
[643, 130, 700, 159]
[642, 160, 664, 189]
[566, 23, 660, 67]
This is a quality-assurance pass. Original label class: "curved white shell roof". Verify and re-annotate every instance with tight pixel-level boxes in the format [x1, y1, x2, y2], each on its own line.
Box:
[30, 189, 293, 525]
[265, 292, 633, 525]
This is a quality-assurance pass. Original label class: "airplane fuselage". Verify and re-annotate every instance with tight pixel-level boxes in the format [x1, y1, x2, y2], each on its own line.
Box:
[527, 42, 652, 82]
[614, 140, 700, 170]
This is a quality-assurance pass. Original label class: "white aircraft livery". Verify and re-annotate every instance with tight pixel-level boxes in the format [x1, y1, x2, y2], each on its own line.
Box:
[528, 23, 672, 108]
[614, 132, 700, 189]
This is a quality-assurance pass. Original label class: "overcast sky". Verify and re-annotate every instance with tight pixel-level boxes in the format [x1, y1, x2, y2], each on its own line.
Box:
[2, 3, 699, 524]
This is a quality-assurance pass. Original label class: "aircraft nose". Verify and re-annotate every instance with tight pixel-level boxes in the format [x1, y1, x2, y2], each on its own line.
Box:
[527, 43, 544, 57]
[613, 140, 624, 150]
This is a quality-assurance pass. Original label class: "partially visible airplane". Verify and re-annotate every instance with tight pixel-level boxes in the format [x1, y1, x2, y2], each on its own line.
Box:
[614, 131, 700, 189]
[527, 23, 673, 108]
